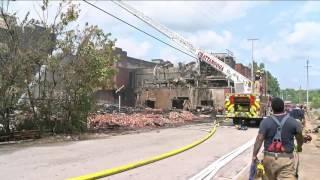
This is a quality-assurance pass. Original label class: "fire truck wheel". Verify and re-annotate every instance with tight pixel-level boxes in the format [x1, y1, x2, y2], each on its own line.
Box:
[233, 119, 239, 125]
[255, 120, 261, 127]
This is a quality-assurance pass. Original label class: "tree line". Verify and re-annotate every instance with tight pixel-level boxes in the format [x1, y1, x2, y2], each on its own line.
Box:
[280, 89, 320, 109]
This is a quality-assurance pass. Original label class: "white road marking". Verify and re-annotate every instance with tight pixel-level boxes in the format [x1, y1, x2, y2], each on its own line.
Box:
[190, 138, 255, 180]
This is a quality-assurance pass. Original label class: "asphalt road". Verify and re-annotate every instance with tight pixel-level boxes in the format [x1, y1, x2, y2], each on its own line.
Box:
[0, 122, 258, 180]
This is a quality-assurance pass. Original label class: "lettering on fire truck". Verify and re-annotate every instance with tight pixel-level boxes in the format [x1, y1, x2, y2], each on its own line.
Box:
[197, 51, 224, 72]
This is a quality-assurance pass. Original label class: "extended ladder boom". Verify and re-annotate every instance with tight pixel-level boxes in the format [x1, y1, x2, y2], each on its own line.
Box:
[113, 1, 252, 93]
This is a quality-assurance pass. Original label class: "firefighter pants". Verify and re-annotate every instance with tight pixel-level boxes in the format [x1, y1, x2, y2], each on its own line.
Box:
[262, 155, 296, 180]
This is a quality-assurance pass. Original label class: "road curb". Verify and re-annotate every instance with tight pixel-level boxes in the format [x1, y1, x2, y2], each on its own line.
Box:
[67, 123, 218, 180]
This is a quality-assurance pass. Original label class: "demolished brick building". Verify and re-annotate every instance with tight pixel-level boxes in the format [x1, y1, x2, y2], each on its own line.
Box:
[101, 50, 252, 111]
[94, 48, 157, 106]
[134, 53, 252, 110]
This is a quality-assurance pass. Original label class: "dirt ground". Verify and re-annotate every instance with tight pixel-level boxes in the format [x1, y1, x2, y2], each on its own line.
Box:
[299, 110, 320, 179]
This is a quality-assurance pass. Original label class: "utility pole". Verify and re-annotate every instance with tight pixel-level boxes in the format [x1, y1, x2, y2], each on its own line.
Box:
[285, 90, 287, 101]
[265, 64, 268, 96]
[248, 38, 259, 92]
[305, 58, 311, 109]
[299, 85, 302, 104]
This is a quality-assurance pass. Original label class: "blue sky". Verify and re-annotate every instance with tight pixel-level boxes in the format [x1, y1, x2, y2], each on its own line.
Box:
[7, 1, 320, 90]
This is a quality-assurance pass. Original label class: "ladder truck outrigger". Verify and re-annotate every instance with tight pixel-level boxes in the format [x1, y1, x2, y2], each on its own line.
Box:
[113, 1, 269, 125]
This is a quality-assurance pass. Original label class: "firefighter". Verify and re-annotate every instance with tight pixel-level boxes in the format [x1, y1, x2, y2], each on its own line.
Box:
[255, 70, 262, 81]
[252, 97, 304, 179]
[290, 104, 305, 127]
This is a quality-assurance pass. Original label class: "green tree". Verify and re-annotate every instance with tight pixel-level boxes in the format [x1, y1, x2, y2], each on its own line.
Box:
[0, 0, 118, 134]
[267, 72, 280, 97]
[279, 89, 320, 109]
[309, 90, 320, 109]
[0, 5, 31, 133]
[53, 25, 117, 133]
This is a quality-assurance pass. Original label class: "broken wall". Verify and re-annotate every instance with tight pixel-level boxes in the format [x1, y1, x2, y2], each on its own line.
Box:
[137, 87, 226, 110]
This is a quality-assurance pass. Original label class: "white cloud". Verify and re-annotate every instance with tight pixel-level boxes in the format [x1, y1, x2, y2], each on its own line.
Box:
[116, 38, 152, 59]
[255, 20, 320, 63]
[286, 21, 320, 45]
[256, 41, 291, 63]
[185, 30, 232, 51]
[128, 1, 261, 32]
[158, 48, 182, 64]
[157, 47, 194, 65]
[256, 40, 317, 64]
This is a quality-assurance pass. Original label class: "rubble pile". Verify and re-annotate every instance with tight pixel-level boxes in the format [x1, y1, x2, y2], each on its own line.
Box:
[142, 108, 165, 114]
[88, 110, 200, 130]
[168, 111, 197, 122]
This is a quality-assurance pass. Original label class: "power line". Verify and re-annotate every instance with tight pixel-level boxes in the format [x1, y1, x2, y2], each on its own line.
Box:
[111, 1, 194, 54]
[82, 0, 197, 59]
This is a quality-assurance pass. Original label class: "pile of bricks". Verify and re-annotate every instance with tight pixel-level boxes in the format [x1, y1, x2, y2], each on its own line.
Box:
[88, 111, 199, 129]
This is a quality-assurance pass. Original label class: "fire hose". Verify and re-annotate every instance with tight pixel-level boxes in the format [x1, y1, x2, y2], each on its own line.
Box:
[68, 122, 218, 180]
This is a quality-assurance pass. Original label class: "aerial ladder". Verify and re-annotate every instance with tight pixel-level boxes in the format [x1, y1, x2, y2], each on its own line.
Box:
[112, 0, 252, 94]
[113, 1, 268, 125]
